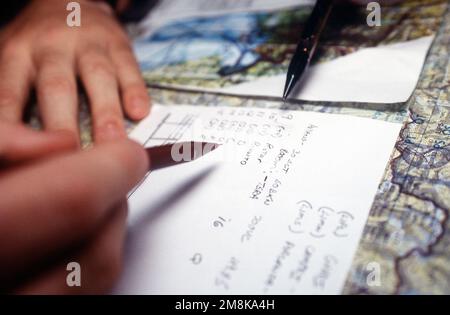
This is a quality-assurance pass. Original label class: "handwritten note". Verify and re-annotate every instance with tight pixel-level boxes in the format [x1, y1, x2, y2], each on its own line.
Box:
[114, 104, 401, 294]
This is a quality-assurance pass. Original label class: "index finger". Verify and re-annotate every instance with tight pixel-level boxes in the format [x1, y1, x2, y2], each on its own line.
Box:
[0, 123, 77, 169]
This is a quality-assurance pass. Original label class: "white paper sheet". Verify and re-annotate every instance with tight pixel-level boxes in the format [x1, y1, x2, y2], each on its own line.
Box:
[220, 36, 434, 103]
[113, 105, 402, 294]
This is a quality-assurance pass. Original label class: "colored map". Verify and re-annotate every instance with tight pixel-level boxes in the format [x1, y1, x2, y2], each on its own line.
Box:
[342, 6, 450, 294]
[140, 3, 450, 294]
[27, 0, 450, 294]
[135, 0, 447, 90]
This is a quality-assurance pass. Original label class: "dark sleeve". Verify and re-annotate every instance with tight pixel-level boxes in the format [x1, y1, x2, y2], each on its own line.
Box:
[0, 1, 29, 27]
[113, 0, 160, 23]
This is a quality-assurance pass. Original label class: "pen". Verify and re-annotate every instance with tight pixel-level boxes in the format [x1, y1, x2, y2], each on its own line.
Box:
[145, 142, 220, 170]
[282, 0, 334, 100]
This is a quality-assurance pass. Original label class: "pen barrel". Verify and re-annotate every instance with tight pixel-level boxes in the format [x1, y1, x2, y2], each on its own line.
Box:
[290, 0, 333, 72]
[146, 143, 177, 170]
[146, 142, 219, 171]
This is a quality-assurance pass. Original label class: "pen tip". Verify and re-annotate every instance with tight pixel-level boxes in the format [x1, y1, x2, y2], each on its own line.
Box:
[283, 74, 295, 101]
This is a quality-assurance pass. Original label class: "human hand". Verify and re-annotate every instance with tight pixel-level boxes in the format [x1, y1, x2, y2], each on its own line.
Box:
[0, 123, 149, 293]
[0, 0, 151, 145]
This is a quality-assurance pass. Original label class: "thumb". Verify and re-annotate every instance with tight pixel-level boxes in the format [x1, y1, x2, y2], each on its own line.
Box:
[0, 139, 148, 280]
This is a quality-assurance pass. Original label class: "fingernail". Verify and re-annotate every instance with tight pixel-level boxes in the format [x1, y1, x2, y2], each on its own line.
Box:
[130, 97, 150, 119]
[97, 121, 126, 142]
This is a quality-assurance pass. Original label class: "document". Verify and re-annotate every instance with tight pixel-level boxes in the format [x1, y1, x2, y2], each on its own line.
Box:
[219, 36, 434, 103]
[132, 0, 446, 103]
[113, 104, 402, 294]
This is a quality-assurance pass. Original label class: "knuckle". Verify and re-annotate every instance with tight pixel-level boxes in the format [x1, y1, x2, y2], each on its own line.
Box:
[109, 27, 130, 45]
[41, 24, 65, 43]
[113, 40, 132, 53]
[90, 61, 114, 78]
[88, 61, 110, 76]
[0, 88, 20, 107]
[81, 54, 114, 77]
[40, 76, 74, 94]
[0, 43, 19, 60]
[36, 52, 62, 68]
[94, 109, 123, 127]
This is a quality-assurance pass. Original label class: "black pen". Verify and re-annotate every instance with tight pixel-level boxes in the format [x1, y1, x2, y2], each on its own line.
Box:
[145, 142, 219, 170]
[282, 0, 334, 100]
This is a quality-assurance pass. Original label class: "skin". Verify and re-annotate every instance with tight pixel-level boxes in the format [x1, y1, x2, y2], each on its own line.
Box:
[0, 123, 149, 293]
[0, 0, 151, 145]
[0, 0, 150, 294]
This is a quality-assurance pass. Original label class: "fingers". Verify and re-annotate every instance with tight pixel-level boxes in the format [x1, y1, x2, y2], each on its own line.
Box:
[0, 123, 77, 168]
[15, 202, 128, 294]
[37, 44, 149, 144]
[0, 139, 148, 278]
[78, 48, 126, 143]
[0, 6, 148, 142]
[110, 43, 151, 121]
[35, 50, 79, 143]
[0, 44, 33, 123]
